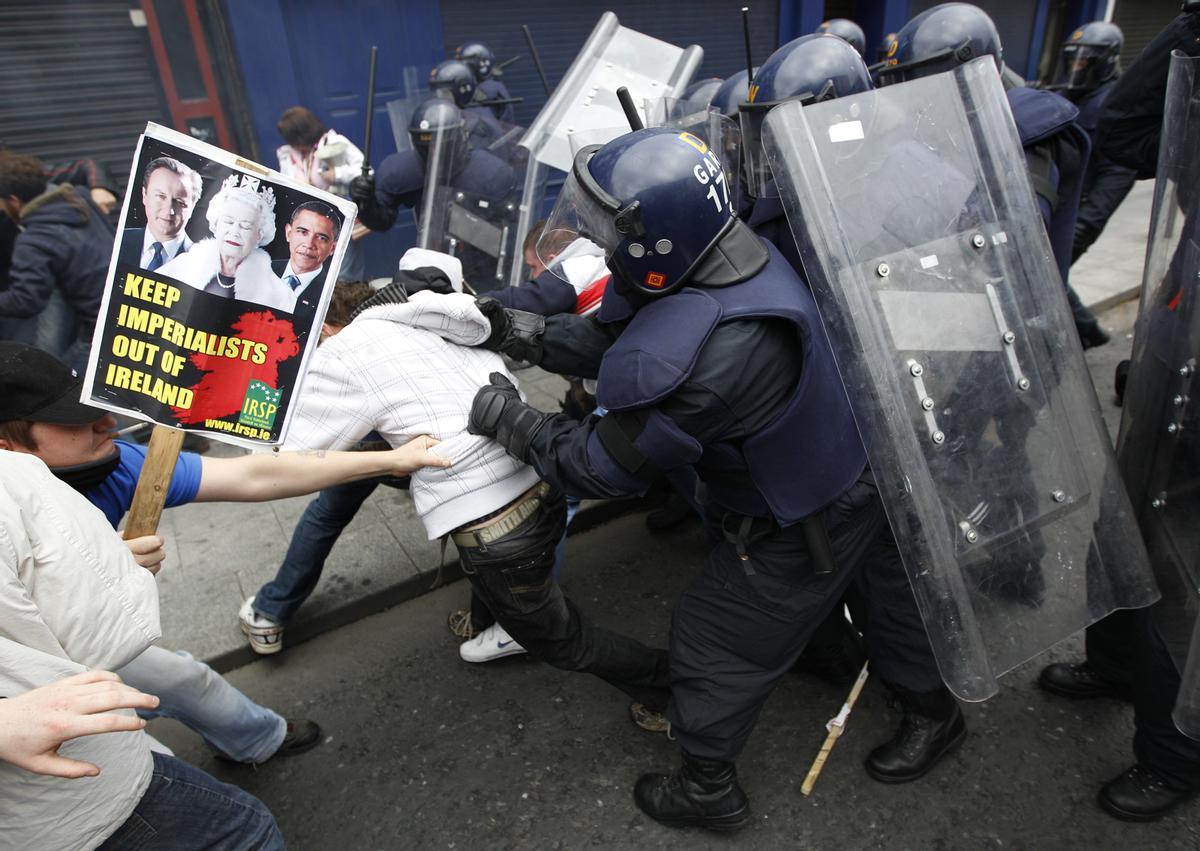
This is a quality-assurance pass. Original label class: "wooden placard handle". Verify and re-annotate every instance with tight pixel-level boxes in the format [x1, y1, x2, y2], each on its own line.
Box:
[122, 425, 185, 539]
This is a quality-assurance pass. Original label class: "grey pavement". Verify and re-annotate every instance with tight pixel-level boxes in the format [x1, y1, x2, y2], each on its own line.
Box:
[151, 178, 1160, 673]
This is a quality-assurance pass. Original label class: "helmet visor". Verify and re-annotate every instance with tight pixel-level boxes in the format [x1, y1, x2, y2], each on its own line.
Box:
[535, 151, 621, 284]
[1051, 45, 1107, 92]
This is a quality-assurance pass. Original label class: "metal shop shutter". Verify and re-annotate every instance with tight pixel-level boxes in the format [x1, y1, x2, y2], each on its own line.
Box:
[1112, 0, 1180, 72]
[0, 1, 172, 191]
[439, 0, 780, 129]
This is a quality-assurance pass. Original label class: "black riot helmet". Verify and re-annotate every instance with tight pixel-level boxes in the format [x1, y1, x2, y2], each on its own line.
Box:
[739, 34, 872, 198]
[456, 42, 496, 82]
[429, 59, 479, 108]
[876, 3, 1003, 87]
[408, 96, 469, 171]
[816, 18, 867, 58]
[1049, 22, 1123, 97]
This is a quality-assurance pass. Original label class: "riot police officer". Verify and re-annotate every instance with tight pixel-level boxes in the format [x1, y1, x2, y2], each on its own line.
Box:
[878, 3, 1099, 346]
[456, 41, 517, 124]
[1047, 21, 1136, 346]
[816, 17, 866, 58]
[466, 127, 960, 831]
[349, 97, 513, 236]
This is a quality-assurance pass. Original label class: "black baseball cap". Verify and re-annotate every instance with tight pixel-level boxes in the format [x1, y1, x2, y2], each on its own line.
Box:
[0, 342, 106, 425]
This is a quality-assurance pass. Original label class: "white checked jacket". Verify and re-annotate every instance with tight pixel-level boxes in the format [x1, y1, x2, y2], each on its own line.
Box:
[285, 292, 540, 538]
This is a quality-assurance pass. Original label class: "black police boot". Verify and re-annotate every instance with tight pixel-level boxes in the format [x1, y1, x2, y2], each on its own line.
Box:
[634, 752, 750, 832]
[1038, 661, 1133, 702]
[866, 686, 966, 784]
[1099, 764, 1200, 822]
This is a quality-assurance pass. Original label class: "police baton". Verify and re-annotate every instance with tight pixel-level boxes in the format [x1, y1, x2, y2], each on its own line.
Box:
[522, 24, 553, 97]
[361, 45, 379, 179]
[616, 87, 644, 131]
[495, 54, 522, 77]
[741, 7, 755, 83]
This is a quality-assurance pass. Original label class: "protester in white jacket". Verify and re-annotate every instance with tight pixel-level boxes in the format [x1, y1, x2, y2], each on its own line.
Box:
[0, 451, 283, 850]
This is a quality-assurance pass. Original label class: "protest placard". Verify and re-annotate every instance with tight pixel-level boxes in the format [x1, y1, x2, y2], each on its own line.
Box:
[82, 123, 357, 448]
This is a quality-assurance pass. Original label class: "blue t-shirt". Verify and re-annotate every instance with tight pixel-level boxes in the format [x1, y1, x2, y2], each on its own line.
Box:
[87, 440, 203, 528]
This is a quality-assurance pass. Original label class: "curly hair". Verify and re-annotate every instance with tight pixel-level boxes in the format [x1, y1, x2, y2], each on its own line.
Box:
[204, 182, 276, 247]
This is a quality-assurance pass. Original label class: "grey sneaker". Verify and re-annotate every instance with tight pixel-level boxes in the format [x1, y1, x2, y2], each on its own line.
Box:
[631, 702, 673, 736]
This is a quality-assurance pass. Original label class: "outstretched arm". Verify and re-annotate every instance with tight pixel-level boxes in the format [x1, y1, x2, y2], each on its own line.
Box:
[194, 436, 450, 503]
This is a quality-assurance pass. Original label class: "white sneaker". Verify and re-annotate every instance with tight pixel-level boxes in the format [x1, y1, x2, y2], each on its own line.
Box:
[238, 596, 284, 655]
[459, 622, 527, 663]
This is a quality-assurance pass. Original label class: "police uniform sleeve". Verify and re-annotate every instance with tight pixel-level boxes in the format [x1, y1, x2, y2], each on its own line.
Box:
[1096, 12, 1200, 177]
[487, 271, 578, 316]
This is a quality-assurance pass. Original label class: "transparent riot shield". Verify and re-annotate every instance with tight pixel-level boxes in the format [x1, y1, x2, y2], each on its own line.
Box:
[763, 57, 1158, 702]
[509, 11, 702, 286]
[386, 67, 431, 153]
[417, 115, 526, 292]
[1116, 51, 1200, 739]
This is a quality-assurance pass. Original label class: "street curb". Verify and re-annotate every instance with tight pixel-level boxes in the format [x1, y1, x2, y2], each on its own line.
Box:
[1090, 286, 1141, 316]
[205, 494, 652, 674]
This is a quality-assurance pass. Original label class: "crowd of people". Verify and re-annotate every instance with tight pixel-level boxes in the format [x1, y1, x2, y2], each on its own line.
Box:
[3, 3, 1200, 847]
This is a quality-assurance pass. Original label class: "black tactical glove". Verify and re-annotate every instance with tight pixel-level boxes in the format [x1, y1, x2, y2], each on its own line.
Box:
[468, 372, 551, 461]
[349, 173, 376, 205]
[475, 297, 545, 363]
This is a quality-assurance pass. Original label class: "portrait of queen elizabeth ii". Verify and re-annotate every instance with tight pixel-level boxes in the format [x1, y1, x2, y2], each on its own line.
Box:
[158, 173, 297, 312]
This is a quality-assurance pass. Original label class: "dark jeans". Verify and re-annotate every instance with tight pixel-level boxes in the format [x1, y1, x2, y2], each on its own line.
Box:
[456, 486, 671, 710]
[99, 752, 284, 850]
[667, 472, 944, 761]
[254, 478, 380, 624]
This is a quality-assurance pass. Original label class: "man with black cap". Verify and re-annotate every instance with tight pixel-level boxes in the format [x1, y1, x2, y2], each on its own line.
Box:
[0, 341, 448, 765]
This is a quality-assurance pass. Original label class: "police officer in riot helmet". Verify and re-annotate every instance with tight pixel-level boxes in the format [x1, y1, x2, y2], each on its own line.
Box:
[880, 3, 1101, 345]
[1049, 21, 1124, 98]
[816, 17, 867, 58]
[349, 97, 512, 234]
[740, 33, 873, 271]
[740, 23, 969, 784]
[680, 77, 724, 114]
[429, 59, 478, 109]
[709, 68, 757, 118]
[1045, 21, 1136, 322]
[466, 122, 959, 830]
[456, 41, 517, 123]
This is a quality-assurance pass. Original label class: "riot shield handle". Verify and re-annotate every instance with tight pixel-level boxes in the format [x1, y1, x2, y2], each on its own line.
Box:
[522, 25, 553, 97]
[741, 7, 755, 85]
[616, 87, 644, 131]
[362, 45, 379, 177]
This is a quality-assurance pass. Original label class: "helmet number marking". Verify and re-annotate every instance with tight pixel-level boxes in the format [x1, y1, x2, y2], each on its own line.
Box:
[692, 151, 729, 214]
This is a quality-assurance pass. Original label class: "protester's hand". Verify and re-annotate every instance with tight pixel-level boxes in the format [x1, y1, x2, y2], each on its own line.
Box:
[476, 297, 509, 350]
[0, 671, 159, 778]
[123, 535, 166, 575]
[388, 435, 452, 474]
[349, 174, 376, 205]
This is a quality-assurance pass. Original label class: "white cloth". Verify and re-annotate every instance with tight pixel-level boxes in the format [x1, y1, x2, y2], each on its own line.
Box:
[276, 129, 364, 197]
[0, 451, 161, 850]
[158, 240, 297, 312]
[398, 247, 463, 292]
[284, 291, 540, 537]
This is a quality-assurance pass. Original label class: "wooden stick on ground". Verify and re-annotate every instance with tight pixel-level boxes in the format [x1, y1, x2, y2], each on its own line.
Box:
[801, 662, 870, 796]
[123, 425, 185, 540]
